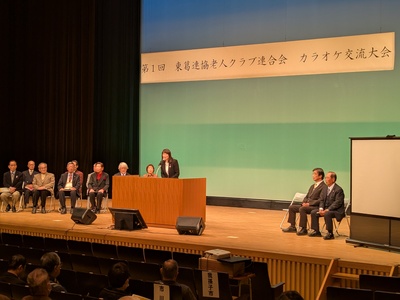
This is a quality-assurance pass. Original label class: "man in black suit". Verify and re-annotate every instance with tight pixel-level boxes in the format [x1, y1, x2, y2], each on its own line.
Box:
[0, 160, 23, 212]
[57, 162, 81, 214]
[22, 160, 39, 208]
[308, 171, 345, 240]
[282, 168, 326, 235]
[88, 162, 109, 213]
[113, 162, 131, 176]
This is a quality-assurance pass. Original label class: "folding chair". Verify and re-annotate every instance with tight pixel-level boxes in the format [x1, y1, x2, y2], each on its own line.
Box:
[321, 199, 350, 236]
[334, 199, 350, 236]
[279, 192, 307, 229]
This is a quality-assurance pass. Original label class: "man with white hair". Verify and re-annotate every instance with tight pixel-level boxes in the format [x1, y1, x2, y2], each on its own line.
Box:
[114, 162, 131, 176]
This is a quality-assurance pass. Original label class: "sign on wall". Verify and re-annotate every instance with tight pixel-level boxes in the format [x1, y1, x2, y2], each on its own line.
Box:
[141, 32, 395, 83]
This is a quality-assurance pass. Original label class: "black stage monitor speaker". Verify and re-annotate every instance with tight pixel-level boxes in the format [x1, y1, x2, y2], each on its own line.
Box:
[109, 207, 147, 231]
[176, 216, 205, 235]
[71, 208, 97, 225]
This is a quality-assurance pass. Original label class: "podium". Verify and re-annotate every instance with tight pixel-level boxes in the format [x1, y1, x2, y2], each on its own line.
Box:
[112, 177, 206, 228]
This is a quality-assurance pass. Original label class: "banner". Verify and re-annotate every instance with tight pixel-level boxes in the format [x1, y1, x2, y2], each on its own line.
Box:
[141, 32, 395, 83]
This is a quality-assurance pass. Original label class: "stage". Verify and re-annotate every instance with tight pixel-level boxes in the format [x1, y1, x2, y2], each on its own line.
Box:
[1, 202, 399, 300]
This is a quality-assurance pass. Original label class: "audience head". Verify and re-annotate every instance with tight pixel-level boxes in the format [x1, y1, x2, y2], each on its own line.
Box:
[72, 160, 79, 170]
[7, 254, 26, 276]
[26, 268, 51, 297]
[312, 168, 324, 182]
[94, 162, 104, 173]
[146, 164, 155, 174]
[38, 162, 48, 174]
[325, 171, 337, 186]
[66, 162, 75, 173]
[8, 160, 17, 172]
[108, 262, 130, 290]
[160, 259, 179, 281]
[40, 252, 62, 279]
[118, 162, 129, 174]
[278, 290, 304, 300]
[27, 160, 35, 170]
[161, 149, 172, 162]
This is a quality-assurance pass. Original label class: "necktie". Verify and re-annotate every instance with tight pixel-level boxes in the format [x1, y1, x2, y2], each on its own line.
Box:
[11, 172, 15, 182]
[68, 173, 72, 182]
[327, 188, 331, 196]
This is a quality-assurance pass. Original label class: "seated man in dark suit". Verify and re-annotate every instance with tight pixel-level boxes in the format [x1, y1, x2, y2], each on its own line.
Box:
[57, 162, 81, 214]
[158, 259, 196, 300]
[0, 254, 26, 285]
[0, 160, 23, 212]
[88, 162, 109, 214]
[282, 168, 326, 235]
[308, 171, 345, 240]
[22, 161, 39, 208]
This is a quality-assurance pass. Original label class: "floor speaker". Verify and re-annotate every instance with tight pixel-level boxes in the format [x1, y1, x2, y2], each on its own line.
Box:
[176, 216, 205, 235]
[71, 208, 97, 225]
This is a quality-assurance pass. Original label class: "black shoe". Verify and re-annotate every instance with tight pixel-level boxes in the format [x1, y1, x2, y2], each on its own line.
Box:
[70, 208, 74, 214]
[96, 209, 100, 214]
[91, 207, 97, 213]
[282, 226, 297, 233]
[324, 233, 335, 240]
[41, 207, 46, 214]
[308, 230, 322, 237]
[5, 204, 11, 212]
[60, 207, 66, 214]
[32, 207, 37, 214]
[296, 228, 308, 236]
[12, 206, 16, 213]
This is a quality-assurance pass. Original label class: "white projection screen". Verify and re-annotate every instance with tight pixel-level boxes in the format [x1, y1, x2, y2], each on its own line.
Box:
[351, 138, 400, 218]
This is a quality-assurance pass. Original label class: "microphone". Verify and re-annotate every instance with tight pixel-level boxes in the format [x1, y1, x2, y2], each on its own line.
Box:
[158, 160, 163, 166]
[155, 165, 161, 176]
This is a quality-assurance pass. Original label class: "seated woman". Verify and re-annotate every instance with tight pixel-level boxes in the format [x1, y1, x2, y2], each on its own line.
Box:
[142, 164, 158, 178]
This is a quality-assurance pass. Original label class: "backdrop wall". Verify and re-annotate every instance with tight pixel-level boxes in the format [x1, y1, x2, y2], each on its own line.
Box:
[140, 0, 400, 200]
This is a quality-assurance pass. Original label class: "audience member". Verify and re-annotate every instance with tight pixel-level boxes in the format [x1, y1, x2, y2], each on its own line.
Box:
[71, 160, 84, 196]
[0, 254, 26, 285]
[87, 162, 109, 214]
[278, 290, 304, 300]
[21, 268, 51, 300]
[32, 163, 55, 214]
[158, 259, 196, 300]
[142, 164, 158, 178]
[99, 262, 131, 300]
[57, 162, 81, 214]
[22, 161, 38, 209]
[114, 162, 131, 176]
[160, 149, 180, 178]
[282, 168, 326, 235]
[40, 252, 66, 293]
[309, 171, 345, 240]
[0, 160, 23, 213]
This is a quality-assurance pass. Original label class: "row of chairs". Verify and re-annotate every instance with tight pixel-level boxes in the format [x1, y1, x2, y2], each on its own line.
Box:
[0, 233, 201, 268]
[327, 273, 400, 300]
[327, 286, 400, 300]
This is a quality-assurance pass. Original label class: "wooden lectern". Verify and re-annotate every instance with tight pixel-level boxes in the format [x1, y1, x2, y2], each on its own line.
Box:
[112, 177, 206, 228]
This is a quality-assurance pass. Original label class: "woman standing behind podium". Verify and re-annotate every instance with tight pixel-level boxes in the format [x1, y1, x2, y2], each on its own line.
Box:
[160, 149, 180, 178]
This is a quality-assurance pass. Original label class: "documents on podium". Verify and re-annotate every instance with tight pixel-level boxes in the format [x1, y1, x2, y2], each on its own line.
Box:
[112, 176, 206, 228]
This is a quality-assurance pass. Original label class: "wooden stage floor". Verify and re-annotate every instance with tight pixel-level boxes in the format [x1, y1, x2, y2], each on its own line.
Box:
[0, 203, 398, 267]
